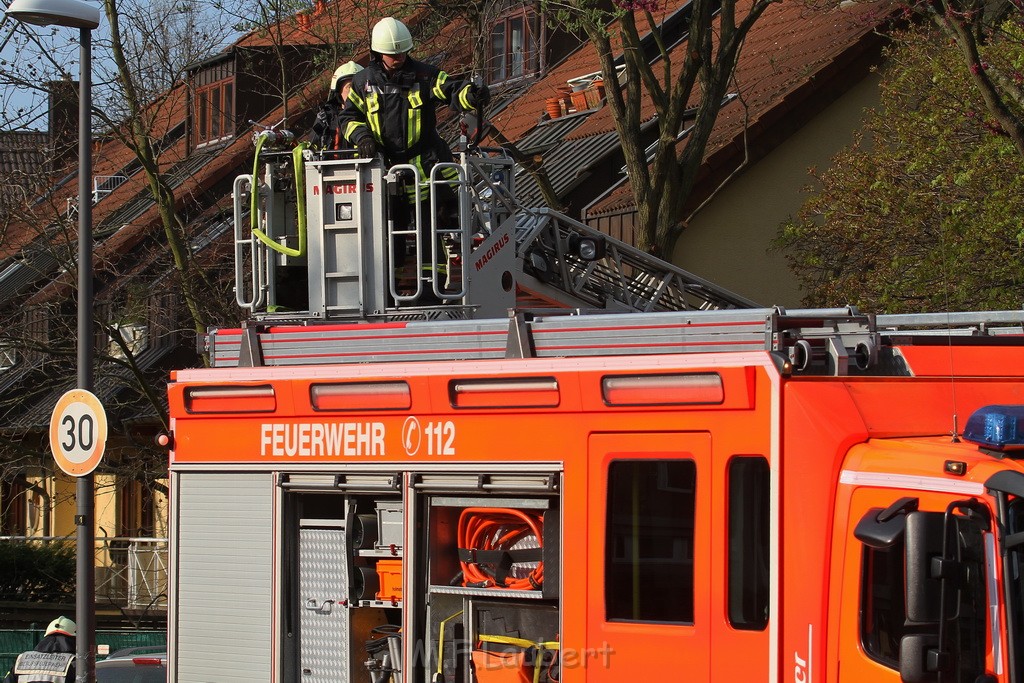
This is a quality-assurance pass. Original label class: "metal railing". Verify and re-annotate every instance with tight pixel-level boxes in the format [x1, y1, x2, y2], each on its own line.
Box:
[64, 174, 130, 217]
[0, 536, 168, 610]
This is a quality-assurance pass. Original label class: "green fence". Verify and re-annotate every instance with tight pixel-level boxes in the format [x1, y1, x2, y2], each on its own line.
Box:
[0, 629, 165, 676]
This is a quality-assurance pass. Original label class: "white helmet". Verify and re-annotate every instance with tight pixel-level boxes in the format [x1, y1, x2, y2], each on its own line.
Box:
[330, 61, 363, 92]
[371, 17, 413, 55]
[45, 616, 76, 637]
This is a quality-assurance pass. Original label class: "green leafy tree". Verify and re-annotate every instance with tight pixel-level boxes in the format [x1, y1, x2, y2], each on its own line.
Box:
[919, 0, 1024, 157]
[775, 27, 1024, 312]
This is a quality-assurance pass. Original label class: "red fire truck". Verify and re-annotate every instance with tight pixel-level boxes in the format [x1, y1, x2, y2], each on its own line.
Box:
[165, 136, 1024, 683]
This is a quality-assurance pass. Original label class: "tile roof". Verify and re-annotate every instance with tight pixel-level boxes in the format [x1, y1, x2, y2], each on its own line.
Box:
[233, 2, 472, 74]
[234, 0, 373, 48]
[0, 131, 50, 212]
[0, 131, 48, 173]
[488, 1, 688, 144]
[2, 343, 175, 431]
[0, 81, 193, 264]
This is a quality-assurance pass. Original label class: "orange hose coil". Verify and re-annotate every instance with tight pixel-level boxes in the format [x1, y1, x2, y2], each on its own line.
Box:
[457, 507, 544, 590]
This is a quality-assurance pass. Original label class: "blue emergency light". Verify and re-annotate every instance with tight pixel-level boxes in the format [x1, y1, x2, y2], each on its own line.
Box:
[962, 405, 1024, 452]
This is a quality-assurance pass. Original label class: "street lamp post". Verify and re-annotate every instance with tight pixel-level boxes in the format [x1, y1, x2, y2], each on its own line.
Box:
[4, 2, 101, 682]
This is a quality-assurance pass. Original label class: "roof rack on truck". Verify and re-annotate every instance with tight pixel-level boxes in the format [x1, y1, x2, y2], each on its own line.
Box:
[206, 304, 1024, 374]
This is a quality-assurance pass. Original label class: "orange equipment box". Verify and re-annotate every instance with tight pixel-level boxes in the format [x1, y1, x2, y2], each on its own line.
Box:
[375, 559, 403, 601]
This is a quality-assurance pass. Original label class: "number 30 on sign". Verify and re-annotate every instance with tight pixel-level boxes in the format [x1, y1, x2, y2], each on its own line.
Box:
[49, 389, 108, 477]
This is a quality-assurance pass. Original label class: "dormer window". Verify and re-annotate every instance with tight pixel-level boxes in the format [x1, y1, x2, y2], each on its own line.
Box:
[488, 4, 539, 83]
[192, 57, 235, 149]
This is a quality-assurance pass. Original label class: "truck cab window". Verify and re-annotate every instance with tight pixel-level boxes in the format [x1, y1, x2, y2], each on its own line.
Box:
[728, 456, 769, 630]
[605, 460, 695, 623]
[861, 543, 907, 668]
[860, 505, 990, 682]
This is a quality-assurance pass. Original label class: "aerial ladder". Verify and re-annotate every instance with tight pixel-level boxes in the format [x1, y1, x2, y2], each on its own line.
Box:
[216, 129, 1023, 370]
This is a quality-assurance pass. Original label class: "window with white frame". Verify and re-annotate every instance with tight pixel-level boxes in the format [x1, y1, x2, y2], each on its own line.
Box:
[489, 5, 539, 83]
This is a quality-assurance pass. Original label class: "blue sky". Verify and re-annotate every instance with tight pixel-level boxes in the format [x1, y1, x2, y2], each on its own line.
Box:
[0, 10, 93, 131]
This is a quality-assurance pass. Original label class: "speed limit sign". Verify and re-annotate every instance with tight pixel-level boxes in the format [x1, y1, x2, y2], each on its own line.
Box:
[49, 389, 108, 477]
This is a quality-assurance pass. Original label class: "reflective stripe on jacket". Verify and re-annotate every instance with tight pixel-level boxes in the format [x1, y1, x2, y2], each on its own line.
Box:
[11, 651, 74, 683]
[338, 56, 474, 197]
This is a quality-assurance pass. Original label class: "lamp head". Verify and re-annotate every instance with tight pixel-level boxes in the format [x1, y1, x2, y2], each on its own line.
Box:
[6, 0, 101, 29]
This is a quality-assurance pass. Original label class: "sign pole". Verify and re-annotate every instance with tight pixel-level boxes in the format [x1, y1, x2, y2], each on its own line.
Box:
[50, 385, 106, 683]
[76, 26, 95, 683]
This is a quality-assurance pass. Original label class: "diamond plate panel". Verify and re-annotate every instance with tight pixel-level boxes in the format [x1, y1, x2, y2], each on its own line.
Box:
[299, 525, 350, 682]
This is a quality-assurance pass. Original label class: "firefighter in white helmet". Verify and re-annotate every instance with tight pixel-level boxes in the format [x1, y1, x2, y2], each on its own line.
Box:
[3, 617, 76, 683]
[338, 17, 490, 301]
[311, 60, 364, 150]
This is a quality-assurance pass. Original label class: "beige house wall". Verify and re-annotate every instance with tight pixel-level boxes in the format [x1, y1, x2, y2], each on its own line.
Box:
[21, 473, 117, 539]
[673, 72, 882, 309]
[95, 474, 119, 540]
[19, 471, 167, 540]
[49, 475, 77, 538]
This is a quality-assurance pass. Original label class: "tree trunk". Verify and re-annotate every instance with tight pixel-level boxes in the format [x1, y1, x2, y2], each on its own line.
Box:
[104, 0, 211, 341]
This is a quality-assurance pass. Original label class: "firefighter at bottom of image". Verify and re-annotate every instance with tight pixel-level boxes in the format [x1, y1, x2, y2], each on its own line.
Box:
[3, 617, 76, 683]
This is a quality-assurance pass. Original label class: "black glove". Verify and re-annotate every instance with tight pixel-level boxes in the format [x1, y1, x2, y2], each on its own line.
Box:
[310, 108, 330, 149]
[470, 83, 490, 107]
[357, 137, 378, 158]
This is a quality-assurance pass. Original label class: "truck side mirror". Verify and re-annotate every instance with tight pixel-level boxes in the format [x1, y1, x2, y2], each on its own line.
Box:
[905, 510, 945, 624]
[854, 496, 918, 548]
[899, 634, 947, 683]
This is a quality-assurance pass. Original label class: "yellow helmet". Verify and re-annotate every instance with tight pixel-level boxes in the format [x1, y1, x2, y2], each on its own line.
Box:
[330, 61, 363, 92]
[45, 616, 76, 637]
[371, 17, 413, 55]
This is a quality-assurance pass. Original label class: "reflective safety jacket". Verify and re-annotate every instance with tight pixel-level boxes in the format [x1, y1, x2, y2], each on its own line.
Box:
[339, 57, 477, 203]
[2, 635, 76, 683]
